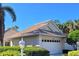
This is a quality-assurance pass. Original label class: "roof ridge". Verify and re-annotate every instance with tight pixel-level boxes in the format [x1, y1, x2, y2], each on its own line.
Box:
[28, 19, 52, 27]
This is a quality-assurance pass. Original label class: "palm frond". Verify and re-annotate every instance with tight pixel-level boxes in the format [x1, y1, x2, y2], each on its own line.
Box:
[1, 6, 16, 22]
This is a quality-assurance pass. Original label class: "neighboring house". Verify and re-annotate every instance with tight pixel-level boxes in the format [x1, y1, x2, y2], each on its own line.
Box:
[4, 20, 66, 55]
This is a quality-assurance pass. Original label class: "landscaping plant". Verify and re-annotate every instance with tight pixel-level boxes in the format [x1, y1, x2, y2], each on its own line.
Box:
[0, 50, 20, 56]
[68, 50, 79, 56]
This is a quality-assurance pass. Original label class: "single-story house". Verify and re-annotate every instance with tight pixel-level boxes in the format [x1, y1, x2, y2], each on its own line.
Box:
[4, 20, 67, 54]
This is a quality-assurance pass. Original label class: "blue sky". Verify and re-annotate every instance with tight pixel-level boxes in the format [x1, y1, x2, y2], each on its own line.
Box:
[2, 3, 79, 31]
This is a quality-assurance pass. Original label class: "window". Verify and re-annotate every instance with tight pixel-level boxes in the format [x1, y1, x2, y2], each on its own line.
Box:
[54, 40, 56, 42]
[42, 40, 46, 42]
[42, 40, 44, 42]
[50, 40, 52, 42]
[44, 40, 46, 42]
[47, 40, 49, 42]
[56, 40, 58, 42]
[58, 40, 60, 42]
[42, 40, 60, 42]
[51, 40, 54, 42]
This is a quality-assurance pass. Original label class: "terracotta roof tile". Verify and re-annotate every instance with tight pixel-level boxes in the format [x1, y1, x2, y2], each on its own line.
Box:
[7, 22, 47, 39]
[22, 22, 47, 33]
[4, 20, 66, 40]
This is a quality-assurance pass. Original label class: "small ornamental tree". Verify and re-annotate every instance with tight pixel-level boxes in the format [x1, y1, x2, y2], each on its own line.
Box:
[67, 30, 79, 50]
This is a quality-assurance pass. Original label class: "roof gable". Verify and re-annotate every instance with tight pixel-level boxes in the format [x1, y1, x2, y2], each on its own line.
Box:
[6, 20, 65, 39]
[46, 20, 63, 33]
[4, 28, 18, 41]
[33, 20, 63, 35]
[21, 20, 63, 33]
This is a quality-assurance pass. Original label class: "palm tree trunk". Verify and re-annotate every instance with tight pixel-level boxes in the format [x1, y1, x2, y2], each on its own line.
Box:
[0, 7, 4, 46]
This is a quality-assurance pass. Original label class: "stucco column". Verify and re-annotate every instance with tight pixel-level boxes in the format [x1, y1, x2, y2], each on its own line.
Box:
[61, 37, 66, 50]
[10, 40, 13, 46]
[39, 34, 42, 46]
[3, 40, 5, 46]
[0, 41, 1, 46]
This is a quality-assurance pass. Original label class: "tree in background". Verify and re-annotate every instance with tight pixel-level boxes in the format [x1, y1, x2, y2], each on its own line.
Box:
[62, 20, 75, 33]
[53, 19, 72, 34]
[53, 19, 79, 50]
[0, 5, 16, 46]
[67, 30, 79, 50]
[74, 19, 79, 29]
[55, 19, 79, 34]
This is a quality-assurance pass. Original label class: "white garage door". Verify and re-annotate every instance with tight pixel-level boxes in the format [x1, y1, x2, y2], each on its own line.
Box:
[40, 39, 62, 55]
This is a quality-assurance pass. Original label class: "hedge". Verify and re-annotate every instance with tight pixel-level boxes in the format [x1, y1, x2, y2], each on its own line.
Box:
[24, 46, 49, 56]
[0, 50, 20, 56]
[0, 46, 49, 56]
[68, 50, 79, 56]
[0, 46, 20, 52]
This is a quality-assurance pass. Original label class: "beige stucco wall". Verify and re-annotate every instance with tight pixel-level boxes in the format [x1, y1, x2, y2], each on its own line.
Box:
[11, 36, 39, 46]
[11, 35, 65, 47]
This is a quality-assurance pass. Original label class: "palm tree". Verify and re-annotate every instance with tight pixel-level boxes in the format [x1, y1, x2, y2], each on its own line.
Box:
[62, 20, 74, 34]
[0, 5, 16, 46]
[53, 19, 70, 34]
[74, 19, 79, 29]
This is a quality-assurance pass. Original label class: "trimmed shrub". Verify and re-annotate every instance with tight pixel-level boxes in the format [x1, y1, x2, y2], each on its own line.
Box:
[68, 50, 79, 56]
[0, 46, 49, 56]
[0, 50, 20, 56]
[0, 46, 20, 52]
[24, 46, 49, 56]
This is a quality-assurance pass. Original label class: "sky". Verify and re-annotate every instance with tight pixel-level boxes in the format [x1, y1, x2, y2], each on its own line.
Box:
[2, 3, 79, 31]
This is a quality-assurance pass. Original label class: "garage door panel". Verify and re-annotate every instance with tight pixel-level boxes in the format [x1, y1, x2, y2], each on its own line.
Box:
[40, 42, 62, 54]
